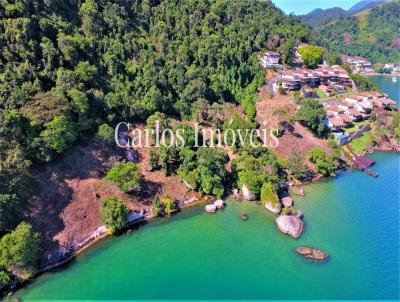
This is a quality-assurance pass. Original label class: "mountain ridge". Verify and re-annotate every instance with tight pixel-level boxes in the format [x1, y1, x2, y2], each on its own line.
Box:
[300, 0, 387, 27]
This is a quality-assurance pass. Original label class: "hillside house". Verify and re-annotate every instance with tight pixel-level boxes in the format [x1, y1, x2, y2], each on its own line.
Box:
[261, 51, 283, 69]
[341, 55, 373, 73]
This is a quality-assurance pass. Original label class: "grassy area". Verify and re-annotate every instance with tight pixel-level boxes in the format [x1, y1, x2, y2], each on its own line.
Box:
[344, 120, 367, 133]
[349, 131, 375, 154]
[315, 88, 326, 98]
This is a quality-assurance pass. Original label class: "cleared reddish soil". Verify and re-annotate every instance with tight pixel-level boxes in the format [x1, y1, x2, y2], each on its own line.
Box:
[256, 87, 332, 163]
[26, 136, 193, 265]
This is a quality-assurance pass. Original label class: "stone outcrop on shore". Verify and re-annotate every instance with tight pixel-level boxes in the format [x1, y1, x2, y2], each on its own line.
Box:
[275, 215, 303, 238]
[265, 202, 281, 214]
[242, 184, 255, 201]
[205, 204, 217, 213]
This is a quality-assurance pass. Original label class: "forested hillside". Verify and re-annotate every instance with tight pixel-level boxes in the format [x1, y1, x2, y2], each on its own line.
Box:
[0, 0, 316, 282]
[317, 0, 400, 62]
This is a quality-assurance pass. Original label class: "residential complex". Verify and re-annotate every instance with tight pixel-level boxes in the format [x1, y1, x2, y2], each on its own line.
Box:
[323, 92, 396, 131]
[341, 55, 373, 73]
[280, 66, 351, 91]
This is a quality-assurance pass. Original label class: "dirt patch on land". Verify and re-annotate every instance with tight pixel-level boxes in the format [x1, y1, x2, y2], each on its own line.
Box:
[25, 136, 193, 266]
[256, 88, 332, 161]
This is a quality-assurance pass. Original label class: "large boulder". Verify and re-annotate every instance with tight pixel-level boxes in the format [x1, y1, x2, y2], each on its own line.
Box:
[265, 202, 281, 214]
[205, 204, 217, 213]
[214, 199, 225, 209]
[242, 184, 255, 201]
[281, 197, 293, 207]
[275, 215, 303, 238]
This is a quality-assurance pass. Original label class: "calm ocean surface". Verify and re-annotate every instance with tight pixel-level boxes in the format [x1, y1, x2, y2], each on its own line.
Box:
[13, 76, 400, 300]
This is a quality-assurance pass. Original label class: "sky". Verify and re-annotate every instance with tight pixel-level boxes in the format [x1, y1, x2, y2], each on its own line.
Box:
[271, 0, 363, 15]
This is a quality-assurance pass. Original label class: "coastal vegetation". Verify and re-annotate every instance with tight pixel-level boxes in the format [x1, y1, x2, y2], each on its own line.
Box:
[260, 182, 279, 206]
[0, 222, 40, 280]
[308, 148, 339, 176]
[233, 147, 282, 199]
[100, 197, 130, 234]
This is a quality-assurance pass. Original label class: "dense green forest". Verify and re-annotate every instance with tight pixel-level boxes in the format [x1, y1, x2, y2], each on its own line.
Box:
[0, 0, 316, 285]
[317, 0, 400, 62]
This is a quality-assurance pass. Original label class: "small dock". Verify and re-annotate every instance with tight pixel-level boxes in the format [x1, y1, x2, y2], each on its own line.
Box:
[343, 146, 378, 178]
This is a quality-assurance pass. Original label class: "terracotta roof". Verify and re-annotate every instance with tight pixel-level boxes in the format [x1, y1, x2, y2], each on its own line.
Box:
[328, 117, 345, 127]
[347, 108, 362, 116]
[265, 51, 280, 56]
[338, 113, 353, 123]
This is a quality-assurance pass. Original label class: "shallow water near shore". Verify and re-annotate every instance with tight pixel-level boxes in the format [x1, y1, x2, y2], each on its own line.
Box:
[12, 152, 400, 300]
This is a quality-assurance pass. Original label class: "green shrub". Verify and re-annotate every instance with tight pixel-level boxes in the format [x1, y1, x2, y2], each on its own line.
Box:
[100, 197, 130, 234]
[260, 182, 279, 206]
[308, 148, 338, 176]
[105, 162, 141, 193]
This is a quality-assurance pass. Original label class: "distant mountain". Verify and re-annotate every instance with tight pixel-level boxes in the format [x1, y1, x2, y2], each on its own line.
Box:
[347, 0, 386, 15]
[317, 0, 400, 63]
[300, 0, 388, 27]
[300, 7, 347, 27]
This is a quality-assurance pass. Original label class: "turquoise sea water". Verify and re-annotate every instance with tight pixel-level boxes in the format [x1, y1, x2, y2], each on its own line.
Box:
[12, 76, 400, 300]
[367, 75, 400, 105]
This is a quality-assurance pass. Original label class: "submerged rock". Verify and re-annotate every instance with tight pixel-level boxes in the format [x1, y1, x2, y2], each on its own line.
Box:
[242, 184, 255, 201]
[275, 215, 303, 238]
[265, 202, 281, 214]
[240, 213, 248, 221]
[205, 204, 217, 213]
[296, 246, 329, 260]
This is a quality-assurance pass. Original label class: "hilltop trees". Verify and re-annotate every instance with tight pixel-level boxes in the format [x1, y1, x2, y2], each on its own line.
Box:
[298, 45, 325, 68]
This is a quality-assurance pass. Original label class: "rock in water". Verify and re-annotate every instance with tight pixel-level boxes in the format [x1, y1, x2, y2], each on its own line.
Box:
[275, 215, 303, 238]
[265, 202, 281, 214]
[296, 246, 313, 255]
[242, 184, 255, 201]
[296, 246, 328, 260]
[205, 204, 217, 213]
[281, 197, 293, 207]
[214, 199, 225, 209]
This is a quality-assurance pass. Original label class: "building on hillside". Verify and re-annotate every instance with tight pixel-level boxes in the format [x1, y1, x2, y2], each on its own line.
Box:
[261, 51, 283, 69]
[384, 63, 400, 72]
[280, 66, 350, 91]
[319, 85, 336, 96]
[333, 132, 349, 145]
[341, 55, 373, 73]
[345, 95, 373, 115]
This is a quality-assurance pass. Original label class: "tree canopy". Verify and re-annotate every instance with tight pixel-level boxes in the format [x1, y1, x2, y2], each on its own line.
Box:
[105, 162, 141, 193]
[0, 222, 40, 280]
[296, 99, 327, 137]
[100, 196, 130, 234]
